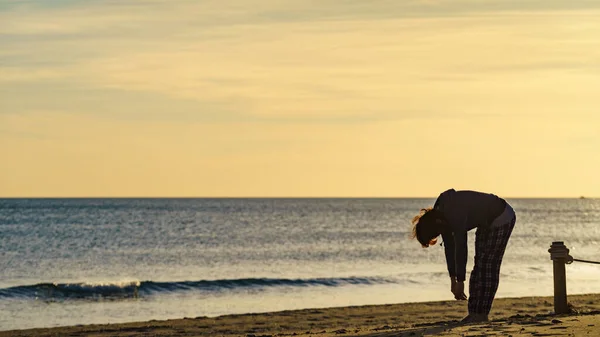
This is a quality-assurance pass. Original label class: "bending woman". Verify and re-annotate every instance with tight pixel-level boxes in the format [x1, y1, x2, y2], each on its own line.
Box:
[411, 189, 516, 323]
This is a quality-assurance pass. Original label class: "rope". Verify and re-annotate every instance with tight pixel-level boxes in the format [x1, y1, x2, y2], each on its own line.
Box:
[573, 258, 600, 265]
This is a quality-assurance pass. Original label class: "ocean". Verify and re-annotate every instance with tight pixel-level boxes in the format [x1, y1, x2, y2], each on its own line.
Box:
[1, 198, 600, 331]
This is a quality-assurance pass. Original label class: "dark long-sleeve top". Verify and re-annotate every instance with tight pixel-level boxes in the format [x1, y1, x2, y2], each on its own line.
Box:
[434, 189, 506, 282]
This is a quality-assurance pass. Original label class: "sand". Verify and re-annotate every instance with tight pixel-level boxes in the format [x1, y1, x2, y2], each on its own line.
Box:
[2, 294, 600, 337]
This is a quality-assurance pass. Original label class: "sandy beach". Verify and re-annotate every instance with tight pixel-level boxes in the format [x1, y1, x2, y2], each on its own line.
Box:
[2, 293, 600, 337]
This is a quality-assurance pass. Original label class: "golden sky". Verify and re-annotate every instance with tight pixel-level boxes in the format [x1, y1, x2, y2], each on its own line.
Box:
[1, 1, 599, 197]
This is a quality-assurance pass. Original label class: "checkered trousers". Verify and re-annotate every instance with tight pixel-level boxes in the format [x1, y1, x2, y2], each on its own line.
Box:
[468, 215, 516, 315]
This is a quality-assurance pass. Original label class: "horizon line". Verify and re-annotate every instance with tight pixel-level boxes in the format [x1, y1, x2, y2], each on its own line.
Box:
[0, 196, 597, 199]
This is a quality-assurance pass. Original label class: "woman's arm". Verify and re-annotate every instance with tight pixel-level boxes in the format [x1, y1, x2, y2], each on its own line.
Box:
[441, 231, 456, 278]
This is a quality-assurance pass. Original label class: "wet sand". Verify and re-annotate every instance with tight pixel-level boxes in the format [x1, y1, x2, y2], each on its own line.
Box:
[2, 293, 600, 337]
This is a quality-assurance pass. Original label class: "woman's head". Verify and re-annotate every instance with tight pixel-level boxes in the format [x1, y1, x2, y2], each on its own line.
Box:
[411, 208, 446, 248]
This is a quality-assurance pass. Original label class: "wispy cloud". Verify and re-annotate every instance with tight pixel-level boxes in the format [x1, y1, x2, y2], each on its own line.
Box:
[0, 81, 246, 123]
[3, 6, 600, 125]
[4, 1, 600, 39]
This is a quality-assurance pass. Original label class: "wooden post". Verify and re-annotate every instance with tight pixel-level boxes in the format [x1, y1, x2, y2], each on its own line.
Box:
[553, 255, 567, 314]
[548, 241, 572, 314]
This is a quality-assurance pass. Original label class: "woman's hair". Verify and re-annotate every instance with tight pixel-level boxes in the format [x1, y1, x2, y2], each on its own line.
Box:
[411, 207, 444, 248]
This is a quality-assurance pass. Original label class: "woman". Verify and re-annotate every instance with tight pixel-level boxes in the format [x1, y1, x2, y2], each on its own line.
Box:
[411, 189, 516, 323]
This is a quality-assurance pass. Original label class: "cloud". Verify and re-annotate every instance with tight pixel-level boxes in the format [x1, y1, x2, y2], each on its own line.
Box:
[0, 81, 246, 124]
[3, 0, 600, 37]
[2, 1, 600, 124]
[0, 67, 66, 82]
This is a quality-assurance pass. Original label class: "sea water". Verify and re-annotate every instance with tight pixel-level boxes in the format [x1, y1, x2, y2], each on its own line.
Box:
[1, 198, 600, 331]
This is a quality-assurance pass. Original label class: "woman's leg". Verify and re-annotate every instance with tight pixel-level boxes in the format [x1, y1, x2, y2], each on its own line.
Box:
[468, 216, 516, 315]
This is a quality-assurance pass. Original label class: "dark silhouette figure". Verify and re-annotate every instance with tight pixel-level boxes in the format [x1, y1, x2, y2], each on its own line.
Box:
[411, 189, 516, 323]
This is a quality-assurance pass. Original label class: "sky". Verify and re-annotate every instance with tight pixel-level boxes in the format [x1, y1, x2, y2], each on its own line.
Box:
[1, 0, 599, 198]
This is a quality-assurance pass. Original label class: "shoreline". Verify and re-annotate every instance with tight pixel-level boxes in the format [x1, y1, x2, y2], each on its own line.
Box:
[2, 294, 600, 337]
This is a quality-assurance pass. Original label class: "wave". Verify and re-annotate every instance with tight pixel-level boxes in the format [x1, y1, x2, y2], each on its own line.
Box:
[0, 276, 397, 301]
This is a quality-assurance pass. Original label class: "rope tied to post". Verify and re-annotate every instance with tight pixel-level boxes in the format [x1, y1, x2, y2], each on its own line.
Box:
[548, 241, 574, 264]
[573, 258, 600, 265]
[548, 242, 600, 265]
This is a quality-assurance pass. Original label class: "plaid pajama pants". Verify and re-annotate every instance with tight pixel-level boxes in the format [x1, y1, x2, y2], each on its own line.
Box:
[468, 210, 516, 315]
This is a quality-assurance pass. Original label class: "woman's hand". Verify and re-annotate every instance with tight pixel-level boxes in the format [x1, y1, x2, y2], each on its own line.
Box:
[450, 278, 467, 300]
